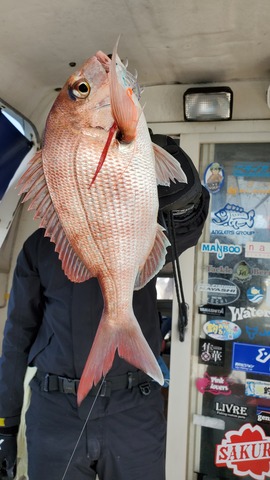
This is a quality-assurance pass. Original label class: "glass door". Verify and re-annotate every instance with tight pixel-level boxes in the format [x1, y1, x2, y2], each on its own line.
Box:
[190, 141, 270, 480]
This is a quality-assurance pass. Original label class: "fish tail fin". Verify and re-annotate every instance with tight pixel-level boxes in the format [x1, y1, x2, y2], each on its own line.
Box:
[109, 38, 139, 143]
[77, 313, 164, 406]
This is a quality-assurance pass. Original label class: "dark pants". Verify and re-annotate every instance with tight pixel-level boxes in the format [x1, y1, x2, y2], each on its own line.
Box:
[26, 383, 166, 480]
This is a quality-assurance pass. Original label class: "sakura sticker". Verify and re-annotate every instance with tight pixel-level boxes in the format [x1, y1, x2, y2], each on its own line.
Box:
[204, 162, 224, 193]
[215, 423, 270, 479]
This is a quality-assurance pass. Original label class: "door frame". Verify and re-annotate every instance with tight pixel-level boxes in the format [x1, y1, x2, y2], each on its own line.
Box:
[148, 120, 270, 480]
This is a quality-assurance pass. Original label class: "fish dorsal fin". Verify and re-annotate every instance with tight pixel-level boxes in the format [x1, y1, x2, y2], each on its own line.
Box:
[134, 224, 170, 290]
[152, 142, 187, 186]
[17, 151, 92, 283]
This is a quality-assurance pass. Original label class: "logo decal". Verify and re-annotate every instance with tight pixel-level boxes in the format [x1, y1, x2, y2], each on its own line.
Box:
[198, 338, 225, 366]
[196, 277, 240, 305]
[212, 203, 255, 230]
[204, 162, 224, 194]
[245, 326, 270, 341]
[198, 304, 225, 316]
[196, 373, 231, 395]
[247, 286, 264, 304]
[215, 423, 270, 479]
[203, 319, 241, 341]
[232, 163, 270, 178]
[232, 261, 253, 283]
[215, 401, 248, 419]
[201, 239, 242, 260]
[228, 306, 270, 322]
[246, 242, 270, 259]
[245, 379, 270, 400]
[232, 343, 270, 375]
[257, 406, 270, 424]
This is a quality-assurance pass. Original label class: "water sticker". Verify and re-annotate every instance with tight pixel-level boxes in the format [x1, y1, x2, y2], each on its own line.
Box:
[204, 162, 224, 194]
[203, 319, 241, 341]
[228, 306, 270, 322]
[232, 343, 270, 375]
[215, 423, 270, 479]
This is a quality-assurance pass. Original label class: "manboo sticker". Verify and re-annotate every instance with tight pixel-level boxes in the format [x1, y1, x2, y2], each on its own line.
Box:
[215, 423, 270, 480]
[201, 239, 242, 260]
[203, 319, 241, 341]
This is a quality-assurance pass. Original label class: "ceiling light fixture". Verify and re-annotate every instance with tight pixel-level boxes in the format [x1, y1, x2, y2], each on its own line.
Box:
[184, 86, 233, 121]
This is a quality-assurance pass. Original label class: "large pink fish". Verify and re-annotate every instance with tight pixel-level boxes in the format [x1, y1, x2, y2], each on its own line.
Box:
[18, 43, 187, 405]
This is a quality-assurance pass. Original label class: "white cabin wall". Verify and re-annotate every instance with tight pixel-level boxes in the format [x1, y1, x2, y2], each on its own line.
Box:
[142, 80, 270, 122]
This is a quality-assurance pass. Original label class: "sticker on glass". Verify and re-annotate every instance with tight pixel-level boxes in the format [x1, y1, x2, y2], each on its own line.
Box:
[203, 319, 241, 341]
[204, 162, 224, 194]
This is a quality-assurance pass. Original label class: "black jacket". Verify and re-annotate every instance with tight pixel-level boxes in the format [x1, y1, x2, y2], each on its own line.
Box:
[0, 228, 163, 425]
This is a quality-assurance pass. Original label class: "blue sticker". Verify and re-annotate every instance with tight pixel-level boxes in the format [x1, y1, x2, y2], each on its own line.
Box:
[204, 162, 224, 194]
[212, 203, 255, 230]
[232, 343, 270, 375]
[232, 163, 270, 178]
[246, 286, 264, 304]
[256, 405, 270, 423]
[203, 320, 241, 341]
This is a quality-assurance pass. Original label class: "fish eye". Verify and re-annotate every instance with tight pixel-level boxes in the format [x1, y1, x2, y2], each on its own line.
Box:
[71, 80, 91, 99]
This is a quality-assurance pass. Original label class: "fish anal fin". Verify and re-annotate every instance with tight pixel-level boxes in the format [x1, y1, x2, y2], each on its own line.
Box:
[77, 315, 163, 406]
[17, 150, 92, 284]
[135, 224, 170, 290]
[153, 142, 187, 186]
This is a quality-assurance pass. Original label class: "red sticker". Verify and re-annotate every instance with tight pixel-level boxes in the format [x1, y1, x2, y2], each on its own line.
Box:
[215, 423, 270, 479]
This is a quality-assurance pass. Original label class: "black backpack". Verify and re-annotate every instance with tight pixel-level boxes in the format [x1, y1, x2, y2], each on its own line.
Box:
[151, 132, 210, 340]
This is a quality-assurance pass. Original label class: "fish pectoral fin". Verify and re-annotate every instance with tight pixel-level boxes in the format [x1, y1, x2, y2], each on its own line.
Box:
[135, 224, 170, 290]
[77, 314, 164, 406]
[17, 150, 92, 283]
[153, 142, 187, 186]
[109, 40, 139, 143]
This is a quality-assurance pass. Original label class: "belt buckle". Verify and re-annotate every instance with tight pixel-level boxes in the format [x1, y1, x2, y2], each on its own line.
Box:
[61, 377, 77, 395]
[43, 373, 50, 392]
[99, 381, 111, 397]
[139, 382, 151, 396]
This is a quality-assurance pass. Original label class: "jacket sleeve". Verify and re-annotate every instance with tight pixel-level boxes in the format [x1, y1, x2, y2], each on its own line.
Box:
[0, 232, 43, 426]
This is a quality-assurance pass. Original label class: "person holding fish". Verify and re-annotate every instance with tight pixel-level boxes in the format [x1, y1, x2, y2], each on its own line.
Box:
[0, 45, 207, 480]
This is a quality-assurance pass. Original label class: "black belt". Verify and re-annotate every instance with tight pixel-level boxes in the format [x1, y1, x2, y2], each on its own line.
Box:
[35, 370, 152, 397]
